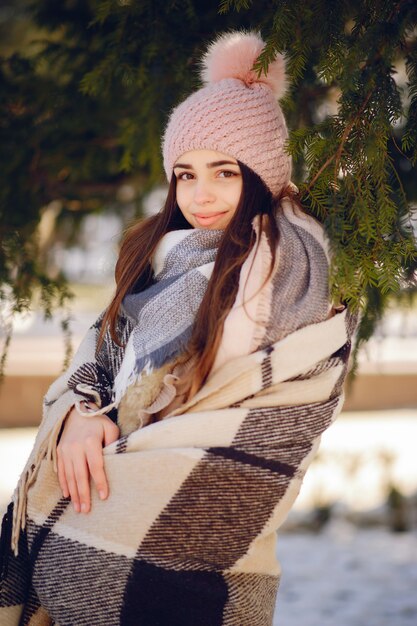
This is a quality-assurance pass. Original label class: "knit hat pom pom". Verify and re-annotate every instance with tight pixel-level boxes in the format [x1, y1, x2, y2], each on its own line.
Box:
[200, 30, 288, 99]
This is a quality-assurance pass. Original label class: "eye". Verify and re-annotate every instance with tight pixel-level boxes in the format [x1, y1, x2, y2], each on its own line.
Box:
[218, 170, 238, 178]
[177, 172, 194, 181]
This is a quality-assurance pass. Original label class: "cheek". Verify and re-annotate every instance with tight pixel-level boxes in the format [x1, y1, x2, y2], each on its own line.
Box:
[175, 187, 188, 211]
[175, 188, 195, 225]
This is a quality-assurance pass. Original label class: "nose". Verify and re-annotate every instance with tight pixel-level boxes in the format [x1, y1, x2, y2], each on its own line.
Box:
[193, 181, 215, 204]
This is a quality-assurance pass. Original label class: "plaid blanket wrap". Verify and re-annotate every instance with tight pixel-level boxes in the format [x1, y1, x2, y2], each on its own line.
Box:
[0, 200, 357, 625]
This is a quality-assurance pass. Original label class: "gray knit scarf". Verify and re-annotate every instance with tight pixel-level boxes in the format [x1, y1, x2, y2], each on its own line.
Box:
[113, 228, 224, 404]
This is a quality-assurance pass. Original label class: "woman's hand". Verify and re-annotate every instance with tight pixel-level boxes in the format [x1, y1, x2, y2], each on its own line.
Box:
[57, 404, 120, 514]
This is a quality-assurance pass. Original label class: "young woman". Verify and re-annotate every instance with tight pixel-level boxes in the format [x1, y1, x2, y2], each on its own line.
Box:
[1, 31, 357, 626]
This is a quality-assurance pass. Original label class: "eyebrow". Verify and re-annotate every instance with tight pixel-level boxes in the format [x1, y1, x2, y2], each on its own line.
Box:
[173, 160, 239, 169]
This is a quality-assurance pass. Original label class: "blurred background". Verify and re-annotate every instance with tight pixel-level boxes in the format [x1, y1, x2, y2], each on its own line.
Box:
[1, 2, 416, 625]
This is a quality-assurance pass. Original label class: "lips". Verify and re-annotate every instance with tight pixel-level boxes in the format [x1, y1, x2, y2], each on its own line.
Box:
[193, 211, 227, 226]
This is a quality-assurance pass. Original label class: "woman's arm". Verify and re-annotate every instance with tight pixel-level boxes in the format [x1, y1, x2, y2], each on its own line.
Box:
[56, 403, 120, 514]
[33, 308, 133, 514]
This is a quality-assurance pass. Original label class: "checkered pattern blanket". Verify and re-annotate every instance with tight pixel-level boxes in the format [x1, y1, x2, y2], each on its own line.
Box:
[0, 307, 356, 625]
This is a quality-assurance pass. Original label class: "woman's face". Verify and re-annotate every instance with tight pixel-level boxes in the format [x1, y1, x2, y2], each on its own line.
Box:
[173, 149, 243, 229]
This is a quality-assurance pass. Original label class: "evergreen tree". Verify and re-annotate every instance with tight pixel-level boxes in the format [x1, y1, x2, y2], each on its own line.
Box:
[1, 0, 416, 376]
[224, 0, 417, 353]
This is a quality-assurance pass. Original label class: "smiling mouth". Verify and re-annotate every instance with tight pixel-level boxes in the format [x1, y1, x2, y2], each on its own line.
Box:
[193, 211, 228, 226]
[194, 211, 227, 218]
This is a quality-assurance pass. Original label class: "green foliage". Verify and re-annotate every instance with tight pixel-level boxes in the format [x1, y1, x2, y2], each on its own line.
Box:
[1, 0, 417, 376]
[222, 0, 417, 356]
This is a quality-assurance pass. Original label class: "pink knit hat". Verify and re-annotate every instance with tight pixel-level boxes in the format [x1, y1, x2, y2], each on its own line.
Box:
[161, 30, 292, 197]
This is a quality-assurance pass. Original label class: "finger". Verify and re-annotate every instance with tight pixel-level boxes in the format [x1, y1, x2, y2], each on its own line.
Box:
[85, 438, 108, 501]
[57, 451, 69, 498]
[72, 451, 91, 514]
[64, 456, 81, 513]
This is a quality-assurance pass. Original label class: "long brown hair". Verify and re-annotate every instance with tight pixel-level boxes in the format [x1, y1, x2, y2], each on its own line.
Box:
[99, 161, 287, 400]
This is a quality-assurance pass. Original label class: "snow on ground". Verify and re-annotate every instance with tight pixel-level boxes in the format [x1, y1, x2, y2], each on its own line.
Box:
[275, 520, 417, 626]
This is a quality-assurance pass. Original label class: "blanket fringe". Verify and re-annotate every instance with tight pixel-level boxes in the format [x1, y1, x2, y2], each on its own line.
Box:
[9, 397, 108, 557]
[11, 427, 59, 556]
